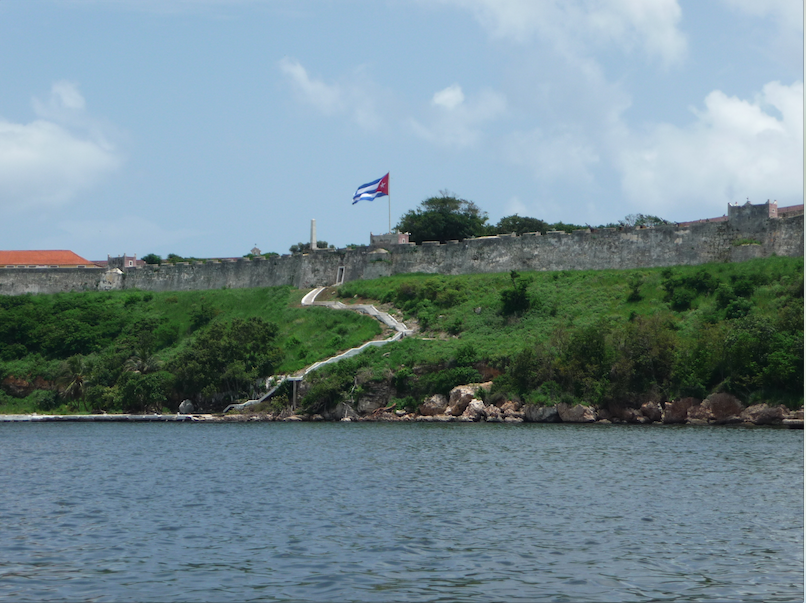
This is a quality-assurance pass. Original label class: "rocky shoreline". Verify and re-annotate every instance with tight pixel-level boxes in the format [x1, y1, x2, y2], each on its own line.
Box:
[4, 384, 801, 428]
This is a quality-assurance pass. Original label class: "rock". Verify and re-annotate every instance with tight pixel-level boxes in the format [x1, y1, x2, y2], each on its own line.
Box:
[484, 405, 503, 422]
[329, 402, 359, 421]
[556, 403, 597, 423]
[448, 386, 474, 415]
[640, 401, 662, 423]
[461, 399, 486, 421]
[448, 382, 492, 416]
[419, 394, 448, 416]
[394, 409, 406, 417]
[504, 416, 524, 423]
[701, 393, 744, 424]
[501, 400, 522, 414]
[740, 404, 786, 425]
[663, 397, 699, 424]
[178, 400, 194, 414]
[686, 404, 713, 422]
[610, 406, 641, 423]
[522, 405, 560, 423]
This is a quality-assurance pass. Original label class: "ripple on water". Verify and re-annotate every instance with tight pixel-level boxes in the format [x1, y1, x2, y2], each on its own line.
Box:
[0, 422, 801, 602]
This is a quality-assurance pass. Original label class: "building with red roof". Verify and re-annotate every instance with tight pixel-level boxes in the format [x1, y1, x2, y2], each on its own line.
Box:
[0, 250, 96, 268]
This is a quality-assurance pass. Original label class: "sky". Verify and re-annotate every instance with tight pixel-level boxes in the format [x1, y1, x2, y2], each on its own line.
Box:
[0, 0, 802, 261]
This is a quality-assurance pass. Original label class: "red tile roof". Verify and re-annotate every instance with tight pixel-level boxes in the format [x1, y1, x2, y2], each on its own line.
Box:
[0, 250, 93, 266]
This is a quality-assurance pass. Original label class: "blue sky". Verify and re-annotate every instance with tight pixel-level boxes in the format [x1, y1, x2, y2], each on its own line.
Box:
[0, 0, 802, 260]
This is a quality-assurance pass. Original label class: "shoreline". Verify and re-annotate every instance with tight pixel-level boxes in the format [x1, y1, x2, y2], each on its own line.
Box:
[1, 412, 802, 428]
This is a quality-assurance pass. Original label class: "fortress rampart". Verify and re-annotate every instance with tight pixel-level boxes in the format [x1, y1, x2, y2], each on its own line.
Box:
[1, 202, 802, 296]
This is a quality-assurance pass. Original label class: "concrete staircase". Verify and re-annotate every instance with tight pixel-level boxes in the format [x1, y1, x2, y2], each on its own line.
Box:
[223, 287, 411, 413]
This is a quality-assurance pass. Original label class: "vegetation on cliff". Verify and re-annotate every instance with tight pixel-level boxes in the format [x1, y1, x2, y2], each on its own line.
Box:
[0, 256, 801, 416]
[299, 256, 802, 414]
[0, 287, 380, 413]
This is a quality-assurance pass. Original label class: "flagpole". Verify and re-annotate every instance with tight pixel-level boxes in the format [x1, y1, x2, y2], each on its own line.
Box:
[388, 172, 391, 234]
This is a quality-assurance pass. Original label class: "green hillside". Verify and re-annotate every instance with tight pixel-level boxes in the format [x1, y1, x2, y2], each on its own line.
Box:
[0, 286, 381, 414]
[0, 256, 802, 416]
[301, 256, 803, 413]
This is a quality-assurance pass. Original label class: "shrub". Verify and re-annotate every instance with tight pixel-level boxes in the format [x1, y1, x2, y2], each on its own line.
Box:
[501, 270, 532, 315]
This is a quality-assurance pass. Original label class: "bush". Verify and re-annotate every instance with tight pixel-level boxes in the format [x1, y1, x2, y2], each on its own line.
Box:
[416, 367, 482, 398]
[501, 271, 531, 316]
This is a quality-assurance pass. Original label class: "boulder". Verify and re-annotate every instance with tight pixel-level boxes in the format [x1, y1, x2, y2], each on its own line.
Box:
[461, 399, 486, 421]
[740, 404, 786, 425]
[698, 393, 744, 424]
[663, 397, 699, 424]
[686, 404, 713, 423]
[609, 406, 642, 423]
[523, 405, 560, 423]
[501, 400, 522, 414]
[640, 401, 662, 423]
[556, 403, 597, 423]
[419, 394, 448, 416]
[329, 402, 359, 421]
[448, 382, 492, 416]
[501, 400, 524, 419]
[178, 400, 194, 414]
[484, 405, 504, 422]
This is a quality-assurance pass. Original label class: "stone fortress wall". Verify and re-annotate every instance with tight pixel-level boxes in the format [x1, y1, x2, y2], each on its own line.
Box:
[0, 201, 802, 296]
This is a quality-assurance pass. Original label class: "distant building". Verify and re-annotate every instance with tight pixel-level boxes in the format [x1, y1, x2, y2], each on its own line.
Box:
[0, 250, 95, 268]
[101, 254, 146, 269]
[370, 232, 410, 248]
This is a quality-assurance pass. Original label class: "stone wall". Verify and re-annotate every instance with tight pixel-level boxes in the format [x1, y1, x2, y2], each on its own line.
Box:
[0, 206, 802, 296]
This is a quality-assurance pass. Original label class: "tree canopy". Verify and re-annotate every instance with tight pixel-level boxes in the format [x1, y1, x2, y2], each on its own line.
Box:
[493, 215, 549, 235]
[396, 192, 489, 244]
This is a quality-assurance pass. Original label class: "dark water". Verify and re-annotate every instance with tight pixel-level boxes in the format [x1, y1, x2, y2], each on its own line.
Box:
[0, 422, 801, 602]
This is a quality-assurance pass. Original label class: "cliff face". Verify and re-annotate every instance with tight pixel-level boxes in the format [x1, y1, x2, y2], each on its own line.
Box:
[0, 211, 802, 296]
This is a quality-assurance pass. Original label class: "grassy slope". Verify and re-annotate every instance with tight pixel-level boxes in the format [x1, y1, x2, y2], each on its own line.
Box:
[1, 257, 802, 414]
[339, 257, 800, 360]
[0, 286, 381, 413]
[301, 256, 803, 410]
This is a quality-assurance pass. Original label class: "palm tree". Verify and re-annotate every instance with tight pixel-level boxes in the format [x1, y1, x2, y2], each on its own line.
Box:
[58, 355, 89, 410]
[124, 348, 162, 375]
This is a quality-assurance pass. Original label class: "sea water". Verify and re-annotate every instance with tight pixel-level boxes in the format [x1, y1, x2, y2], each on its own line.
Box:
[0, 422, 802, 602]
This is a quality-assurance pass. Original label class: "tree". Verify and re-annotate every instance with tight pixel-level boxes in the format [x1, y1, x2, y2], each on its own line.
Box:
[494, 215, 548, 235]
[500, 270, 532, 315]
[396, 191, 489, 244]
[289, 241, 334, 253]
[170, 317, 283, 403]
[141, 253, 162, 265]
[58, 355, 90, 408]
[620, 214, 670, 228]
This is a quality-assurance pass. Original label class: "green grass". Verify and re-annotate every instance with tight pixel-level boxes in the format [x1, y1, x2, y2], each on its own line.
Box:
[298, 257, 802, 411]
[1, 257, 802, 414]
[0, 286, 382, 413]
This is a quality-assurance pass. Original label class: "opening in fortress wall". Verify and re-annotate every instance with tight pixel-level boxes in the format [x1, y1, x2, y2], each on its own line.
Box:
[0, 201, 802, 296]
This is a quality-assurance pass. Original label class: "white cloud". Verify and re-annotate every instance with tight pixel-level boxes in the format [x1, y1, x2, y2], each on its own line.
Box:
[278, 57, 342, 115]
[432, 84, 465, 110]
[0, 82, 121, 212]
[617, 81, 803, 219]
[439, 0, 686, 66]
[278, 57, 381, 130]
[411, 86, 506, 148]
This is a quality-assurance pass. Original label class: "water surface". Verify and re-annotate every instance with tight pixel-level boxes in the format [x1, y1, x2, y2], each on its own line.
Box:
[0, 423, 802, 602]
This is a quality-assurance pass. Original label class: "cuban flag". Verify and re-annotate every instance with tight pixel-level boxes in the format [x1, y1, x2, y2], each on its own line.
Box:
[352, 173, 389, 204]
